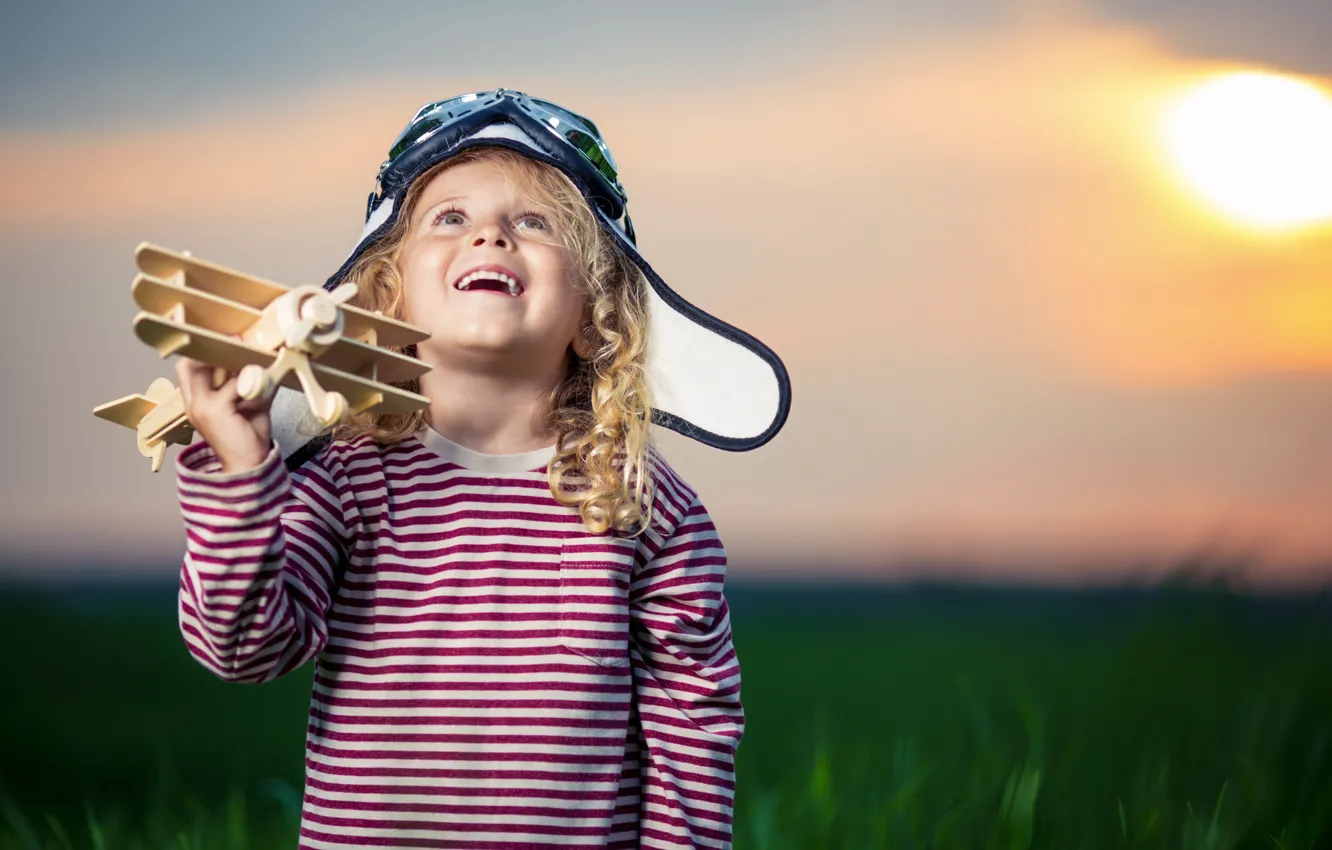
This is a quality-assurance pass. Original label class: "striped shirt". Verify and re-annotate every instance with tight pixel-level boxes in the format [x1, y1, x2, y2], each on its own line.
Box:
[175, 425, 743, 849]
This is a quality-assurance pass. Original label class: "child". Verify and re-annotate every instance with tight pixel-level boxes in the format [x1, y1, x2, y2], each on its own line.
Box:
[172, 89, 790, 849]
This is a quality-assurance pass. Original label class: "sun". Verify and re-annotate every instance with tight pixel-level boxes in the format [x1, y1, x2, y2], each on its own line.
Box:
[1162, 71, 1332, 230]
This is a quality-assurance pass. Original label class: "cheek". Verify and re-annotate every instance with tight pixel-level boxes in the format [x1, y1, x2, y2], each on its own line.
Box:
[539, 251, 580, 301]
[407, 248, 434, 278]
[529, 241, 570, 278]
[407, 236, 457, 271]
[402, 245, 452, 291]
[549, 269, 586, 321]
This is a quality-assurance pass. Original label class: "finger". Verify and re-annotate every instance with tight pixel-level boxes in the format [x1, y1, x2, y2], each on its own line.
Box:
[179, 357, 218, 409]
[187, 357, 215, 404]
[235, 395, 273, 417]
[209, 366, 229, 392]
[176, 356, 210, 379]
[174, 357, 197, 407]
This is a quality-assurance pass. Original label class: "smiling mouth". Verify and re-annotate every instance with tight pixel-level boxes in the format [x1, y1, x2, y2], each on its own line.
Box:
[454, 270, 524, 296]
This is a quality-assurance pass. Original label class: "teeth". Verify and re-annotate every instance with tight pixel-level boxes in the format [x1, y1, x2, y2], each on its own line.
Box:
[456, 270, 522, 294]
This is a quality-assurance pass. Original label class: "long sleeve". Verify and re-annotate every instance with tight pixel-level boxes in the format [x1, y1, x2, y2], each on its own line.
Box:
[175, 437, 355, 684]
[630, 489, 745, 849]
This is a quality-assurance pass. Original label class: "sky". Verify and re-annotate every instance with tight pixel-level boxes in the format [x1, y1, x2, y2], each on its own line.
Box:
[4, 1, 1332, 588]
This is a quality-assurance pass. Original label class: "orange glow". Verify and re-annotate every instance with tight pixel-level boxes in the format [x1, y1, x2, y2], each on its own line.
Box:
[9, 22, 1332, 579]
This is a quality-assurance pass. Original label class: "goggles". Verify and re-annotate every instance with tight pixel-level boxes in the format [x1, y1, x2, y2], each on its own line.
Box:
[368, 89, 636, 245]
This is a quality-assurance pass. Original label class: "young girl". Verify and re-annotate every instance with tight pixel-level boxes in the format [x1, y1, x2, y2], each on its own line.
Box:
[172, 90, 789, 849]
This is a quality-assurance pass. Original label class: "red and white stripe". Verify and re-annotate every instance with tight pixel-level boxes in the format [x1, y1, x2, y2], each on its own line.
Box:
[175, 431, 743, 848]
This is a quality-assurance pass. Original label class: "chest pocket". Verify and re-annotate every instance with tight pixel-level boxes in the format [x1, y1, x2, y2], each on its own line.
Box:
[559, 534, 638, 668]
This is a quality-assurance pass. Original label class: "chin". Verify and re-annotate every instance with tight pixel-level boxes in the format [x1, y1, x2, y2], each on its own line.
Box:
[420, 336, 520, 362]
[458, 330, 527, 351]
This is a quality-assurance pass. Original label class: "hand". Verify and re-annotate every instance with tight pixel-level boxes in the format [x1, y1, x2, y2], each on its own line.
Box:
[175, 358, 275, 474]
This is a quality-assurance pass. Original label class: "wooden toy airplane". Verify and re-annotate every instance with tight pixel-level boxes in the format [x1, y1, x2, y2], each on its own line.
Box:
[93, 243, 431, 472]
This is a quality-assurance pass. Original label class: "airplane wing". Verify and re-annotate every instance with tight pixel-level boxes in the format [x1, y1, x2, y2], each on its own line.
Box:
[134, 311, 277, 371]
[133, 312, 427, 416]
[132, 273, 430, 384]
[135, 243, 430, 347]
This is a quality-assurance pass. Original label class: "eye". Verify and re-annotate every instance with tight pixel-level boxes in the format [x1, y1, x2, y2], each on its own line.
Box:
[516, 210, 550, 231]
[431, 206, 465, 226]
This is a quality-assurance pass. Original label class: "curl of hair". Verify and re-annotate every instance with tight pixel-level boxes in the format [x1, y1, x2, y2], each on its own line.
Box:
[326, 146, 655, 536]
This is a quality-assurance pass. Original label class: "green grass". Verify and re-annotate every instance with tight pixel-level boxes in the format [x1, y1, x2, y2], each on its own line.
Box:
[2, 577, 1330, 848]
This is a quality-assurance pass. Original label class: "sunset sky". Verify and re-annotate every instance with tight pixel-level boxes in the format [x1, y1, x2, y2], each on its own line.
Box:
[4, 1, 1332, 587]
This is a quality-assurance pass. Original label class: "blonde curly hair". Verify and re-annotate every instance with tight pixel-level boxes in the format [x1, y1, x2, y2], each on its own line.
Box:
[327, 146, 655, 536]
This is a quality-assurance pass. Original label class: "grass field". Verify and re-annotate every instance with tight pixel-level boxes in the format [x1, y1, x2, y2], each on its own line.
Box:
[2, 575, 1330, 849]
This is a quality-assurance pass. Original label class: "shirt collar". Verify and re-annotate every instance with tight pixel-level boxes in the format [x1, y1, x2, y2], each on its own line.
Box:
[413, 425, 556, 474]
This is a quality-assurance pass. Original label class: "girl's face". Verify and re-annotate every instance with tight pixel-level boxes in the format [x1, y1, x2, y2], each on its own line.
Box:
[398, 158, 588, 374]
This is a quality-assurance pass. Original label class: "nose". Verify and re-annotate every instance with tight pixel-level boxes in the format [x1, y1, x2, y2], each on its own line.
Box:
[472, 221, 509, 248]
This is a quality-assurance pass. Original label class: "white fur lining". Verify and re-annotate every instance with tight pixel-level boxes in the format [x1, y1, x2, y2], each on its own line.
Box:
[470, 121, 545, 150]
